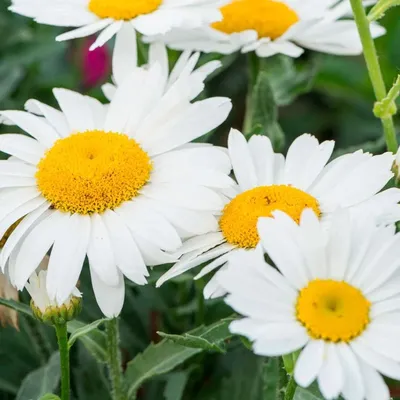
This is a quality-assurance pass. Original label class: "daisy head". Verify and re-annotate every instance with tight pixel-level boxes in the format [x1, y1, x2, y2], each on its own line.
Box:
[9, 0, 227, 51]
[217, 209, 400, 399]
[26, 269, 82, 324]
[102, 24, 222, 102]
[147, 0, 385, 58]
[0, 64, 232, 318]
[157, 129, 400, 298]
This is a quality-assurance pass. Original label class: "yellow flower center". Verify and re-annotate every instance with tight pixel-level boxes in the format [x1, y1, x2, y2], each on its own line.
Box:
[297, 280, 371, 342]
[219, 185, 320, 249]
[212, 0, 299, 39]
[88, 0, 162, 20]
[36, 130, 152, 215]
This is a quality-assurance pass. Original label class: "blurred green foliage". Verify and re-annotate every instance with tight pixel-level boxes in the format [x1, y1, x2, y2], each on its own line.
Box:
[0, 1, 400, 400]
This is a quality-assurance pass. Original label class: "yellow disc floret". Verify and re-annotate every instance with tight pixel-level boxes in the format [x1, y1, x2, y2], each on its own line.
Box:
[297, 279, 371, 342]
[212, 0, 299, 39]
[219, 185, 320, 249]
[36, 130, 152, 215]
[89, 0, 162, 20]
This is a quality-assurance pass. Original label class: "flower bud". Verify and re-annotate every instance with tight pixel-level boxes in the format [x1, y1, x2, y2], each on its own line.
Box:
[26, 270, 82, 325]
[0, 272, 19, 329]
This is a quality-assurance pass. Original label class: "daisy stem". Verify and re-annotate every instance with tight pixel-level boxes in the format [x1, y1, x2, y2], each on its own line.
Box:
[284, 374, 297, 400]
[106, 318, 126, 400]
[349, 0, 398, 153]
[54, 323, 70, 400]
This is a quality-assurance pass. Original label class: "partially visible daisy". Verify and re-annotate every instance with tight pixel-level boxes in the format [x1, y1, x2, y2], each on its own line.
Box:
[146, 0, 385, 57]
[0, 272, 18, 329]
[157, 129, 400, 298]
[217, 209, 400, 400]
[9, 0, 227, 51]
[102, 24, 221, 101]
[26, 269, 81, 315]
[0, 64, 232, 317]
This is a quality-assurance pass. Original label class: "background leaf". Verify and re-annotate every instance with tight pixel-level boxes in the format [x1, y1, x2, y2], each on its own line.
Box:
[16, 352, 60, 400]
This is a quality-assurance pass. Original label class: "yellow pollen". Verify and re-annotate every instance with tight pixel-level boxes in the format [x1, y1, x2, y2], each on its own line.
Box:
[296, 280, 371, 343]
[36, 130, 152, 215]
[212, 0, 299, 39]
[88, 0, 162, 20]
[219, 185, 320, 249]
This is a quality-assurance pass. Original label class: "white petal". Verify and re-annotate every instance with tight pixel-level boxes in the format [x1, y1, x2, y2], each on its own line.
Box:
[317, 344, 344, 400]
[0, 134, 45, 164]
[358, 360, 390, 400]
[102, 209, 148, 285]
[14, 211, 66, 289]
[0, 110, 59, 148]
[294, 340, 325, 388]
[228, 128, 258, 191]
[87, 214, 120, 286]
[46, 213, 90, 304]
[56, 19, 113, 42]
[113, 23, 137, 86]
[90, 267, 125, 317]
[90, 21, 122, 51]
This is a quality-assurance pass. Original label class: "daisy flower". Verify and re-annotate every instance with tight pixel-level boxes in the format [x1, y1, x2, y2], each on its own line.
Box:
[8, 0, 227, 51]
[102, 24, 222, 101]
[26, 269, 81, 319]
[157, 129, 400, 298]
[0, 64, 232, 317]
[146, 0, 385, 58]
[217, 209, 400, 400]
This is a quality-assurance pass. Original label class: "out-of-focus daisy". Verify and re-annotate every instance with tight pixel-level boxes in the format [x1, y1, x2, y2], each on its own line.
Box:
[102, 24, 221, 101]
[218, 209, 400, 400]
[9, 0, 227, 51]
[0, 272, 18, 329]
[157, 129, 400, 298]
[147, 0, 385, 58]
[0, 65, 232, 317]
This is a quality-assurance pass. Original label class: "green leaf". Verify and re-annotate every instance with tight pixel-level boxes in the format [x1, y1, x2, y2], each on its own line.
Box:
[39, 394, 61, 400]
[246, 71, 285, 150]
[0, 298, 33, 317]
[260, 55, 318, 106]
[263, 358, 284, 400]
[368, 0, 400, 20]
[16, 352, 60, 400]
[294, 385, 324, 400]
[124, 318, 234, 399]
[67, 320, 108, 363]
[68, 318, 108, 349]
[218, 349, 265, 400]
[0, 67, 24, 102]
[157, 331, 227, 354]
[163, 371, 190, 400]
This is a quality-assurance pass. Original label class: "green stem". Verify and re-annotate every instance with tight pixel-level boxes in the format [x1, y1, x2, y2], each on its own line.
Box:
[243, 53, 260, 135]
[349, 0, 398, 153]
[284, 374, 297, 400]
[106, 318, 126, 400]
[55, 323, 70, 400]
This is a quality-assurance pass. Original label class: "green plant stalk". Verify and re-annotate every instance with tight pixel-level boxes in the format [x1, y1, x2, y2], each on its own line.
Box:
[243, 53, 260, 135]
[106, 318, 126, 400]
[284, 374, 297, 400]
[349, 0, 398, 153]
[55, 323, 70, 400]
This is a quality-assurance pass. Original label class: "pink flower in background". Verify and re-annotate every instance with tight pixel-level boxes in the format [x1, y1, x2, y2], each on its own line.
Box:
[82, 36, 110, 89]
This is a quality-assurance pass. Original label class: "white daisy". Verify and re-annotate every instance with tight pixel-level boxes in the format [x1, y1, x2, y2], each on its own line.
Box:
[8, 0, 227, 51]
[217, 209, 400, 400]
[157, 129, 400, 299]
[26, 269, 81, 315]
[102, 24, 222, 101]
[0, 64, 232, 318]
[146, 0, 385, 58]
